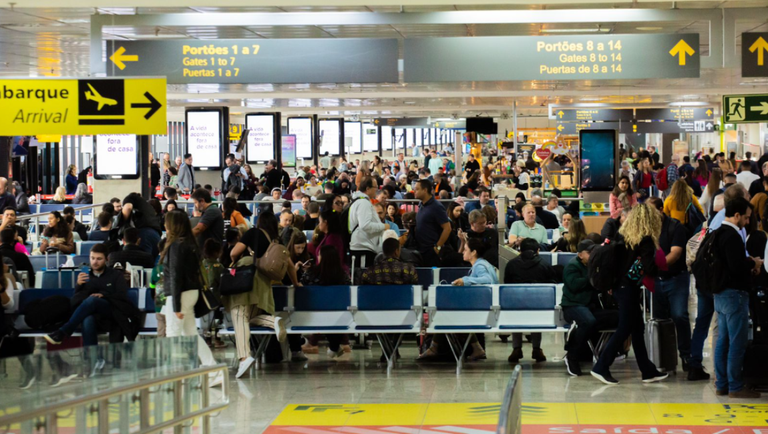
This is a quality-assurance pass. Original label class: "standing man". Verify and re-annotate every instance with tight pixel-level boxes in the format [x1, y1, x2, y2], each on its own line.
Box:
[176, 154, 195, 194]
[320, 152, 332, 170]
[413, 180, 451, 267]
[222, 153, 247, 195]
[191, 188, 224, 247]
[349, 176, 389, 268]
[665, 154, 680, 197]
[428, 150, 442, 178]
[262, 160, 282, 191]
[711, 197, 762, 398]
[647, 197, 692, 371]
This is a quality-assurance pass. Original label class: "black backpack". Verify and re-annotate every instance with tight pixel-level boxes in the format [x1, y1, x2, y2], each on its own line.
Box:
[685, 202, 706, 236]
[692, 228, 727, 296]
[223, 165, 241, 194]
[588, 239, 628, 292]
[24, 295, 71, 332]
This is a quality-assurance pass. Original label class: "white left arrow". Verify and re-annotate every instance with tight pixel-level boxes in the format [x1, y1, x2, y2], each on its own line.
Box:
[749, 101, 768, 115]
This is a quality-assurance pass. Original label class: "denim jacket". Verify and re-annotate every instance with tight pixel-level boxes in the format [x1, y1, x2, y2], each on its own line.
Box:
[462, 258, 499, 285]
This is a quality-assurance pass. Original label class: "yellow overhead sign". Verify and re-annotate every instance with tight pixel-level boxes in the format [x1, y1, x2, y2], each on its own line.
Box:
[0, 77, 166, 136]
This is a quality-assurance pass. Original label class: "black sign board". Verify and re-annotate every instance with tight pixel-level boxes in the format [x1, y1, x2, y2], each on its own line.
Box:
[555, 109, 633, 122]
[635, 107, 715, 121]
[556, 120, 714, 135]
[742, 33, 768, 78]
[723, 94, 768, 123]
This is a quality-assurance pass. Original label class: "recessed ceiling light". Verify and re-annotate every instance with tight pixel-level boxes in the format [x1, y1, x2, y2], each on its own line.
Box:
[636, 27, 663, 31]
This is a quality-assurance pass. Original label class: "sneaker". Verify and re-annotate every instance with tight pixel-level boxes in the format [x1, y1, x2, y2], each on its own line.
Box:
[88, 359, 106, 378]
[44, 330, 65, 345]
[236, 357, 255, 379]
[681, 358, 690, 372]
[508, 347, 523, 363]
[274, 317, 287, 343]
[51, 372, 78, 387]
[291, 351, 308, 362]
[687, 367, 711, 381]
[19, 374, 36, 390]
[591, 370, 619, 385]
[208, 372, 224, 388]
[327, 347, 344, 359]
[532, 348, 547, 363]
[642, 372, 669, 383]
[564, 353, 582, 377]
[729, 389, 761, 399]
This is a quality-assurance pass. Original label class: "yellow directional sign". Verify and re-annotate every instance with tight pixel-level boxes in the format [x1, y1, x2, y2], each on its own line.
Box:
[556, 124, 564, 132]
[0, 77, 166, 135]
[669, 40, 695, 66]
[557, 111, 564, 119]
[750, 37, 768, 66]
[109, 46, 139, 70]
[706, 109, 713, 117]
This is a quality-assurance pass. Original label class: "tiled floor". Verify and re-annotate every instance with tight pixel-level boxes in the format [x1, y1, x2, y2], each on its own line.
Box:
[210, 332, 764, 434]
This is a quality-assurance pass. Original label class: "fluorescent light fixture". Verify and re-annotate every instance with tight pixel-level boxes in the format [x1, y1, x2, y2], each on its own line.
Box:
[540, 28, 611, 34]
[636, 27, 663, 31]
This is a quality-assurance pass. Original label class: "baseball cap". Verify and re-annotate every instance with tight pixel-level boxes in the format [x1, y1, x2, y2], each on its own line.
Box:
[577, 239, 596, 254]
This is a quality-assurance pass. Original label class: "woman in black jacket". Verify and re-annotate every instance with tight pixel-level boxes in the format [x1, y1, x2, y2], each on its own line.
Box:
[161, 210, 220, 384]
[591, 203, 668, 385]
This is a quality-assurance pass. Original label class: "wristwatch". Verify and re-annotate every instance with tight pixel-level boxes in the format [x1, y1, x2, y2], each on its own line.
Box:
[434, 245, 442, 252]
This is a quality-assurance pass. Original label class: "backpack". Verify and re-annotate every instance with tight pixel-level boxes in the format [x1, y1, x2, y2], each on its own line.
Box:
[685, 202, 706, 236]
[223, 165, 241, 194]
[254, 229, 291, 282]
[685, 226, 708, 272]
[24, 295, 71, 332]
[655, 166, 669, 191]
[587, 239, 628, 292]
[691, 228, 727, 296]
[340, 197, 364, 246]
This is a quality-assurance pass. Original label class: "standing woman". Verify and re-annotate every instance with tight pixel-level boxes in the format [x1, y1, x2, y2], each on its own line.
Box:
[65, 165, 78, 195]
[591, 204, 668, 384]
[632, 157, 654, 202]
[609, 175, 637, 219]
[161, 210, 221, 385]
[663, 179, 704, 225]
[162, 153, 172, 187]
[693, 159, 710, 188]
[699, 168, 722, 218]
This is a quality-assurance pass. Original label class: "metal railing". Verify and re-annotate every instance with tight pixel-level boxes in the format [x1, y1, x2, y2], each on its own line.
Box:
[496, 365, 523, 434]
[0, 364, 229, 434]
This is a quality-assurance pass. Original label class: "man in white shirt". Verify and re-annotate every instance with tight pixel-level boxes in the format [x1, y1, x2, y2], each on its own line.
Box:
[736, 160, 759, 189]
[349, 176, 389, 268]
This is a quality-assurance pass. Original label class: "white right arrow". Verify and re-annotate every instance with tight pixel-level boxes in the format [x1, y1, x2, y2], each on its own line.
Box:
[749, 101, 768, 115]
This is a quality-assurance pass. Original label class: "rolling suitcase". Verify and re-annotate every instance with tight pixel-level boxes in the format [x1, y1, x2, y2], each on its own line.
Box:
[644, 291, 678, 373]
[751, 288, 768, 344]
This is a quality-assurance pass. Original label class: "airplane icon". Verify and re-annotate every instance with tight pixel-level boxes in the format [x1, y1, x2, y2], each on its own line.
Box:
[84, 84, 117, 111]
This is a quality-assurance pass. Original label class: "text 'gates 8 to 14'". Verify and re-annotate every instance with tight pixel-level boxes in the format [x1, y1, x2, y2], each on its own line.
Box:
[0, 77, 166, 136]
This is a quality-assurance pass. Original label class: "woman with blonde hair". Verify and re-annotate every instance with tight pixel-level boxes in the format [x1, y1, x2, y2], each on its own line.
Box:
[47, 186, 68, 205]
[591, 203, 668, 385]
[663, 179, 704, 225]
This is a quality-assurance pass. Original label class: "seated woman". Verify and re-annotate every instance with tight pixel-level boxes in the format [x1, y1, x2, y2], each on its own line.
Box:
[37, 211, 75, 255]
[553, 218, 587, 253]
[47, 186, 69, 205]
[301, 244, 351, 359]
[418, 238, 497, 362]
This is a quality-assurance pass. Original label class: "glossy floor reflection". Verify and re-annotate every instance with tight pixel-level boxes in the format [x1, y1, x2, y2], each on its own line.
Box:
[210, 332, 756, 434]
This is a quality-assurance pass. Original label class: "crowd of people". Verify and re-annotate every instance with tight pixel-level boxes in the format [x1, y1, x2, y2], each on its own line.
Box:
[0, 145, 766, 397]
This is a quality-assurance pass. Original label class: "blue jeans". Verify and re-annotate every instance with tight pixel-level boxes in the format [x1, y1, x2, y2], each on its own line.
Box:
[653, 273, 691, 360]
[689, 290, 715, 369]
[713, 289, 750, 393]
[59, 296, 112, 347]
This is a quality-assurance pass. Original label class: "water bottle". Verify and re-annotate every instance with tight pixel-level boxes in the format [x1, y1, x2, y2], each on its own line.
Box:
[64, 256, 75, 268]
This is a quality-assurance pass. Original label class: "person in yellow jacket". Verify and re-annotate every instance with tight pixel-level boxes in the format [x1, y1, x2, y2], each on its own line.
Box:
[663, 180, 704, 224]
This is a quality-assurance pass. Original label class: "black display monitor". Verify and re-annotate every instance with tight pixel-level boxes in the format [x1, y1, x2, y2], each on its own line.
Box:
[467, 117, 498, 134]
[580, 129, 617, 191]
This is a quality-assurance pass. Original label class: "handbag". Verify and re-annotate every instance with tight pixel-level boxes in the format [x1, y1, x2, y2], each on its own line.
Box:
[194, 262, 221, 317]
[219, 263, 256, 296]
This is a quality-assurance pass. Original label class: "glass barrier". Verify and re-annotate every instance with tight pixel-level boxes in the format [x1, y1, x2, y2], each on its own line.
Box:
[0, 336, 225, 434]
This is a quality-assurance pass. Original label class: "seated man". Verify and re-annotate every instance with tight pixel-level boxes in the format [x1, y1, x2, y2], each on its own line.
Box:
[531, 196, 559, 230]
[504, 238, 558, 363]
[89, 211, 114, 242]
[108, 227, 157, 269]
[45, 243, 142, 347]
[0, 229, 35, 287]
[362, 238, 419, 285]
[508, 204, 548, 248]
[0, 207, 27, 245]
[562, 240, 619, 377]
[459, 210, 499, 268]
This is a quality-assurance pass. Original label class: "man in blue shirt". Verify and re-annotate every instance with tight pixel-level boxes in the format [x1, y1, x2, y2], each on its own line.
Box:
[414, 180, 451, 267]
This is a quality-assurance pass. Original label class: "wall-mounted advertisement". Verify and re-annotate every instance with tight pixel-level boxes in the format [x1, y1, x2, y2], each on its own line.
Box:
[580, 129, 616, 191]
[382, 126, 393, 150]
[185, 109, 224, 169]
[94, 134, 140, 179]
[245, 114, 276, 163]
[288, 117, 313, 160]
[344, 121, 362, 154]
[282, 135, 297, 167]
[363, 124, 378, 152]
[319, 119, 342, 156]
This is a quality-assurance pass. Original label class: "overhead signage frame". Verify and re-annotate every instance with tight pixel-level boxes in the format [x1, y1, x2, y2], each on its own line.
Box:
[723, 94, 768, 123]
[405, 34, 700, 82]
[555, 109, 633, 122]
[0, 77, 166, 136]
[106, 39, 399, 84]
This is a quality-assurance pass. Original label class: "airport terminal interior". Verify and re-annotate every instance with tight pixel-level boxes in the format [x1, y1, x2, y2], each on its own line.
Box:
[2, 0, 768, 433]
